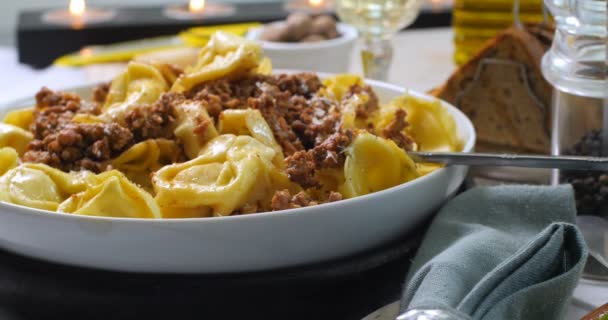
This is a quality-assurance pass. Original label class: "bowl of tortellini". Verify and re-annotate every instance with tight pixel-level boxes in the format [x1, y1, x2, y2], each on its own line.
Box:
[0, 32, 475, 273]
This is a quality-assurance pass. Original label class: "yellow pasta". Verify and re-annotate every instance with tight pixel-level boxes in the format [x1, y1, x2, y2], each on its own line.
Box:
[2, 107, 34, 130]
[256, 58, 273, 75]
[0, 147, 19, 176]
[321, 74, 363, 101]
[339, 89, 376, 131]
[173, 100, 219, 159]
[0, 163, 91, 211]
[340, 132, 418, 198]
[0, 123, 34, 155]
[218, 109, 284, 167]
[171, 31, 263, 93]
[100, 62, 169, 123]
[153, 134, 295, 217]
[150, 62, 184, 86]
[0, 32, 466, 218]
[375, 94, 461, 152]
[59, 171, 161, 219]
[111, 139, 183, 191]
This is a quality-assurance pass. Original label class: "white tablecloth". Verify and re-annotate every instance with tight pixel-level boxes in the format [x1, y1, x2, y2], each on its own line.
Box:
[0, 27, 606, 319]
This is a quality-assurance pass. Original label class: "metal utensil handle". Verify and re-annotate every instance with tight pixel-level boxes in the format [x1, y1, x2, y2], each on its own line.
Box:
[409, 152, 608, 171]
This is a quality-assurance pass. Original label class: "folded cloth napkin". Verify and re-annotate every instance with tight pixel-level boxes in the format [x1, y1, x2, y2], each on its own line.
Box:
[400, 185, 588, 320]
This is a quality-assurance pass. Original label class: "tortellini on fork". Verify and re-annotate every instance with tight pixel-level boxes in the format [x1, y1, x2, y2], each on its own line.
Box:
[375, 95, 461, 153]
[153, 134, 296, 217]
[339, 132, 418, 199]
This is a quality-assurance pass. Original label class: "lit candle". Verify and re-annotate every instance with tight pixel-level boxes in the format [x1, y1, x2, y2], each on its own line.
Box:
[308, 0, 323, 7]
[189, 0, 205, 13]
[42, 0, 115, 28]
[69, 0, 86, 17]
[164, 0, 235, 20]
[284, 0, 334, 14]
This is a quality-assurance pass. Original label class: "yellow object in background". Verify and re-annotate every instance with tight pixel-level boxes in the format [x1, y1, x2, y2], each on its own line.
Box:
[54, 23, 260, 67]
[452, 0, 544, 65]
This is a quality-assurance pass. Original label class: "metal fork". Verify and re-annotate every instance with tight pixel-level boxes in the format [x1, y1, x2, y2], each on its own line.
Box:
[409, 152, 608, 171]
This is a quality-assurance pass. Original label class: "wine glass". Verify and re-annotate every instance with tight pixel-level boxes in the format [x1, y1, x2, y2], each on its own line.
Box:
[334, 0, 424, 81]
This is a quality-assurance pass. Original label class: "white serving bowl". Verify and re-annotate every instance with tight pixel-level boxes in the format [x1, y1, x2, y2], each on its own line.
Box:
[0, 76, 475, 273]
[246, 23, 358, 73]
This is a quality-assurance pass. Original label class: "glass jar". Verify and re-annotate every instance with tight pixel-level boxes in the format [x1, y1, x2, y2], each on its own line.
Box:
[543, 0, 608, 282]
[541, 0, 607, 217]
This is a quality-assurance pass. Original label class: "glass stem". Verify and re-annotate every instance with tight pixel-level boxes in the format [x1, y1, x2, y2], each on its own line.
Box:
[360, 36, 393, 81]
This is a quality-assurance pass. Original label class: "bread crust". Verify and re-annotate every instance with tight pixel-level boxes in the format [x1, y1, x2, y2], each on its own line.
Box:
[433, 25, 553, 153]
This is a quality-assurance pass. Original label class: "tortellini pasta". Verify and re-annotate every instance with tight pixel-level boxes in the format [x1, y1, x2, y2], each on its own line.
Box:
[0, 33, 465, 218]
[0, 163, 91, 211]
[111, 139, 183, 191]
[97, 62, 170, 123]
[339, 132, 418, 199]
[218, 109, 284, 167]
[321, 74, 363, 101]
[59, 171, 161, 219]
[153, 134, 296, 217]
[0, 123, 33, 155]
[0, 147, 19, 176]
[171, 31, 263, 93]
[375, 94, 461, 152]
[173, 100, 219, 159]
[2, 107, 34, 130]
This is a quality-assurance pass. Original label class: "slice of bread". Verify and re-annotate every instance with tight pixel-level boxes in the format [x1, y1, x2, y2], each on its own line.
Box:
[433, 25, 553, 154]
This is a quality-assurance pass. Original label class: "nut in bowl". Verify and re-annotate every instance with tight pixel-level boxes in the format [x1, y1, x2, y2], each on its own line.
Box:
[246, 13, 358, 73]
[0, 32, 475, 273]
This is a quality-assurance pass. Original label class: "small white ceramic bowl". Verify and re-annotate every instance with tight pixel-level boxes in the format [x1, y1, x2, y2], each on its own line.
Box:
[247, 23, 358, 73]
[0, 74, 475, 273]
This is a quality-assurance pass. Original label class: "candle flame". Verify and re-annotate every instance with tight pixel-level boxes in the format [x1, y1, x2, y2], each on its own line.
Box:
[189, 0, 205, 12]
[69, 0, 86, 17]
[308, 0, 323, 7]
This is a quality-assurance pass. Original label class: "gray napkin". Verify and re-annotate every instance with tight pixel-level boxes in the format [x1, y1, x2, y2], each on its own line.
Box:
[401, 185, 588, 320]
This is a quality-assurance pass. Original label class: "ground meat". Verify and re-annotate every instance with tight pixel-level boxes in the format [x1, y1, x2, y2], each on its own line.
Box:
[285, 151, 317, 188]
[286, 130, 353, 188]
[30, 87, 83, 139]
[124, 93, 179, 141]
[327, 191, 343, 202]
[273, 73, 322, 98]
[188, 73, 334, 156]
[23, 122, 134, 172]
[311, 130, 353, 168]
[35, 87, 82, 110]
[92, 82, 110, 106]
[342, 85, 379, 119]
[382, 109, 415, 151]
[193, 117, 212, 136]
[270, 189, 342, 211]
[187, 75, 266, 119]
[248, 92, 306, 155]
[25, 87, 173, 172]
[289, 96, 341, 148]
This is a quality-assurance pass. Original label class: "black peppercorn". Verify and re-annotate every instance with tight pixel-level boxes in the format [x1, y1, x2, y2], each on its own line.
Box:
[560, 129, 608, 217]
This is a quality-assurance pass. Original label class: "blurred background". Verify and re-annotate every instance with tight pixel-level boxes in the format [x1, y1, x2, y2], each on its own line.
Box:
[0, 0, 279, 46]
[3, 1, 167, 45]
